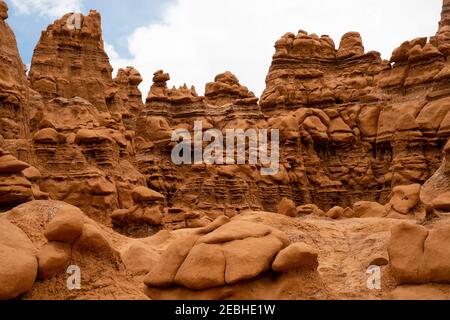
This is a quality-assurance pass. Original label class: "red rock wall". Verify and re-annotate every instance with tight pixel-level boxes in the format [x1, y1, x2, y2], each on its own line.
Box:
[3, 0, 450, 222]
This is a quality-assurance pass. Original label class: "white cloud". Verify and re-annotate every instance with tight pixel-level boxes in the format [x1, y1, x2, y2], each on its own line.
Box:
[105, 0, 443, 97]
[10, 0, 82, 18]
[104, 42, 119, 60]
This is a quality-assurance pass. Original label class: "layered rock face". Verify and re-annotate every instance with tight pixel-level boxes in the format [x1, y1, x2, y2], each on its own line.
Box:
[23, 12, 147, 223]
[144, 217, 326, 300]
[29, 10, 112, 110]
[0, 0, 29, 141]
[129, 0, 450, 213]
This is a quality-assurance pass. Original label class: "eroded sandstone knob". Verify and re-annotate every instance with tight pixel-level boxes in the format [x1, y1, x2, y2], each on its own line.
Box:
[337, 32, 365, 59]
[205, 71, 258, 106]
[143, 215, 325, 299]
[144, 218, 291, 291]
[0, 152, 29, 174]
[272, 243, 319, 272]
[146, 70, 171, 102]
[0, 219, 37, 300]
[36, 242, 71, 280]
[277, 197, 296, 217]
[44, 206, 85, 243]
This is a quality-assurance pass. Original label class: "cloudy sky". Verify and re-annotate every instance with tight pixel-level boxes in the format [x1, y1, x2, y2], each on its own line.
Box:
[7, 0, 443, 96]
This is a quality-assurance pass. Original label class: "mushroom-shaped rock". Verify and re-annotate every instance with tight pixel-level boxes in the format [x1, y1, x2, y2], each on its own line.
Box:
[146, 70, 171, 102]
[205, 71, 258, 106]
[272, 243, 319, 272]
[138, 206, 163, 225]
[22, 166, 42, 181]
[0, 154, 30, 174]
[0, 175, 33, 205]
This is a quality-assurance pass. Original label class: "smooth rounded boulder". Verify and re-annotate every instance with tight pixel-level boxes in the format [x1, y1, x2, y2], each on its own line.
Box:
[44, 206, 84, 243]
[278, 197, 296, 217]
[0, 219, 38, 300]
[37, 242, 71, 280]
[272, 243, 319, 272]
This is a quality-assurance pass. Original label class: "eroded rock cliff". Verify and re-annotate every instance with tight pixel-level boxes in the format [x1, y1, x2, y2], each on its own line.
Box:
[3, 0, 450, 301]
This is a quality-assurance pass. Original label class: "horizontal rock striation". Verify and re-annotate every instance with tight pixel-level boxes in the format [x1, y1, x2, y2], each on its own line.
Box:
[2, 0, 450, 224]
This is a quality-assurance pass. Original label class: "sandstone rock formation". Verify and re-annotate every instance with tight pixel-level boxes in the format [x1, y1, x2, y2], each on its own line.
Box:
[24, 11, 148, 224]
[2, 200, 147, 300]
[388, 222, 450, 284]
[0, 0, 29, 142]
[143, 215, 331, 300]
[3, 0, 450, 301]
[0, 218, 37, 300]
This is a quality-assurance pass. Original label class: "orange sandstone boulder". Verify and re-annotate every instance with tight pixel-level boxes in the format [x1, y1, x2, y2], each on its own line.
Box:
[272, 243, 319, 272]
[0, 219, 37, 300]
[277, 197, 296, 217]
[37, 242, 71, 280]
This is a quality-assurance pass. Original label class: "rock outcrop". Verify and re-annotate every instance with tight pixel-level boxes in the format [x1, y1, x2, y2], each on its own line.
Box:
[2, 200, 147, 300]
[29, 10, 112, 109]
[144, 216, 327, 300]
[111, 186, 165, 236]
[3, 0, 450, 301]
[0, 0, 29, 141]
[22, 11, 148, 224]
[0, 218, 37, 300]
[388, 222, 450, 284]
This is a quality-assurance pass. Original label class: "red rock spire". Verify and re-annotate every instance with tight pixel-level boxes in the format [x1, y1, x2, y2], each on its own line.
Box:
[440, 0, 450, 29]
[435, 0, 450, 55]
